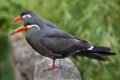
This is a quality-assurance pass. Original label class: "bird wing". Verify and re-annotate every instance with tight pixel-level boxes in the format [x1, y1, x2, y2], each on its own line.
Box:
[42, 19, 57, 28]
[26, 36, 63, 58]
[38, 28, 93, 57]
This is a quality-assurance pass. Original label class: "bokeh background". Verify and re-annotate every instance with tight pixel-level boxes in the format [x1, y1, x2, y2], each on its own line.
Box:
[0, 0, 120, 80]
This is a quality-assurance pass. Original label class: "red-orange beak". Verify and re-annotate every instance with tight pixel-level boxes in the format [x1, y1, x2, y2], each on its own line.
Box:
[13, 16, 23, 22]
[10, 25, 27, 35]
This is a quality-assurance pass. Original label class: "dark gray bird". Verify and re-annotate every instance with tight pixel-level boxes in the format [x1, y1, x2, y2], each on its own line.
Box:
[13, 10, 57, 28]
[11, 18, 115, 71]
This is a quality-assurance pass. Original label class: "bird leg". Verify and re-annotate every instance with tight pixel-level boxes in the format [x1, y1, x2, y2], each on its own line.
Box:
[43, 59, 56, 72]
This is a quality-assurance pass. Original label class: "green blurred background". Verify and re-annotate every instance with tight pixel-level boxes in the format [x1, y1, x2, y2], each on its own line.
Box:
[0, 0, 120, 80]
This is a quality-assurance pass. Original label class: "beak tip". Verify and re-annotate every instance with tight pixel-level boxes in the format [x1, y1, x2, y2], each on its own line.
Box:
[12, 18, 17, 22]
[10, 25, 27, 35]
[10, 33, 13, 35]
[13, 16, 22, 22]
[12, 20, 15, 22]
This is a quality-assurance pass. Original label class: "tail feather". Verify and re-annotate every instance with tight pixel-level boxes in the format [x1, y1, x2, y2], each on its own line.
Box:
[78, 52, 109, 61]
[72, 47, 116, 61]
[80, 50, 115, 56]
[93, 46, 111, 52]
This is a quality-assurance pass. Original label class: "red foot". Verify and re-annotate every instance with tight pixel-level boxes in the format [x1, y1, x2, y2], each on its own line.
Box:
[43, 59, 56, 72]
[44, 64, 55, 71]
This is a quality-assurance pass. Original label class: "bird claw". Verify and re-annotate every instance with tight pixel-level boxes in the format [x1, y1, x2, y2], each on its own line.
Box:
[42, 64, 55, 72]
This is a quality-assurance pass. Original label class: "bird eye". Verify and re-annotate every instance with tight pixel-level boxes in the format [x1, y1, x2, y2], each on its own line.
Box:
[22, 14, 32, 19]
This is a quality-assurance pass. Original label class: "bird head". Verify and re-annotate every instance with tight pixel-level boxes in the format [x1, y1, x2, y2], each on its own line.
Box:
[13, 10, 35, 22]
[11, 23, 40, 35]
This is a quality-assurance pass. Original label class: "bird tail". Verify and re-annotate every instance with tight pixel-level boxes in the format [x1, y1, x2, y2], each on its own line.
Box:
[93, 46, 111, 52]
[72, 46, 116, 61]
